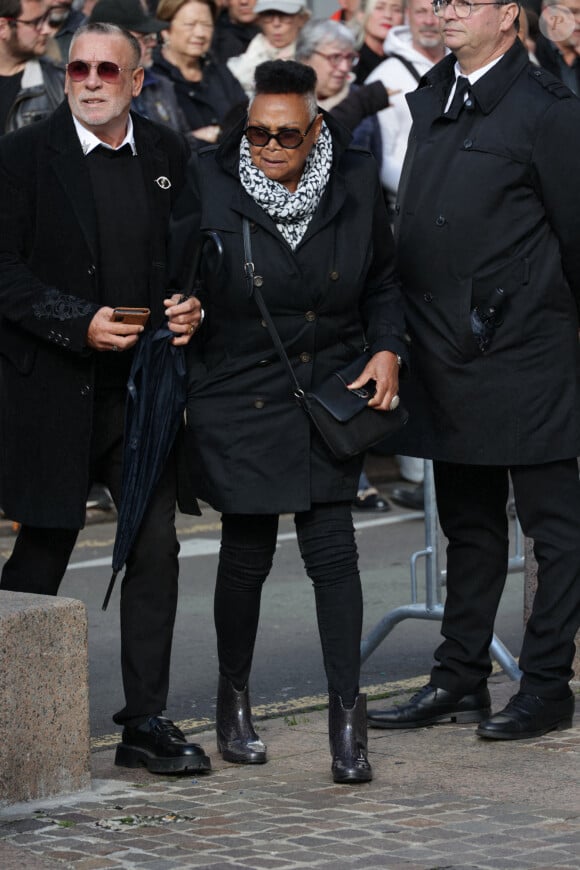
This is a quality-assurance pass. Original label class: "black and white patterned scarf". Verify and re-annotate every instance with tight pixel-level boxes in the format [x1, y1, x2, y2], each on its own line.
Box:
[239, 121, 333, 250]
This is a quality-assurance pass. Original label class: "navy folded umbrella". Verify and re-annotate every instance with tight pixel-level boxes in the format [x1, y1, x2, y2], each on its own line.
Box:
[102, 231, 224, 610]
[102, 325, 186, 610]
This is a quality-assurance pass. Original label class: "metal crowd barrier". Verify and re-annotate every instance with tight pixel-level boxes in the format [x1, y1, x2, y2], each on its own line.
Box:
[360, 460, 523, 681]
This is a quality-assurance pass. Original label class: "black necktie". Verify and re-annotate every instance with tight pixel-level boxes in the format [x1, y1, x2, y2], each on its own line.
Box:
[446, 76, 472, 119]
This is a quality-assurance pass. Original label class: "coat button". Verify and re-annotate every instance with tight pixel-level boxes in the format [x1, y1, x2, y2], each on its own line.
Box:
[87, 264, 96, 276]
[249, 221, 257, 233]
[329, 271, 339, 281]
[253, 275, 264, 287]
[305, 310, 316, 322]
[435, 216, 446, 227]
[424, 293, 433, 302]
[260, 319, 267, 328]
[257, 358, 271, 367]
[253, 399, 265, 409]
[464, 139, 473, 149]
[80, 384, 91, 397]
[299, 352, 311, 363]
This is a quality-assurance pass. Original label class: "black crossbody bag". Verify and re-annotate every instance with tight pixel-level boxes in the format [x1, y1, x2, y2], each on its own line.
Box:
[242, 218, 408, 461]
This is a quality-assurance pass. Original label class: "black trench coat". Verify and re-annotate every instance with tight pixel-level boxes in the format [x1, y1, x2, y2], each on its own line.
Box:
[176, 116, 407, 514]
[395, 39, 580, 466]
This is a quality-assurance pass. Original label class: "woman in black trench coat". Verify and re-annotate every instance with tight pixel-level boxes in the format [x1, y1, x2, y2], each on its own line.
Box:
[177, 60, 407, 783]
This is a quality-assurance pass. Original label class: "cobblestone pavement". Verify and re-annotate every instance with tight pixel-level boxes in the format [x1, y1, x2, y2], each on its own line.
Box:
[1, 677, 579, 870]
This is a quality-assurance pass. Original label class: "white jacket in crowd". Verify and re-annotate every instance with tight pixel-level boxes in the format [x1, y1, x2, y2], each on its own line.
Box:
[365, 25, 442, 207]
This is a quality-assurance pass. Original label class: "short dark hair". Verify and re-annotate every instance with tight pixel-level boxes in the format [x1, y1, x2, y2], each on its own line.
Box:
[254, 60, 317, 98]
[0, 0, 21, 18]
[69, 22, 141, 67]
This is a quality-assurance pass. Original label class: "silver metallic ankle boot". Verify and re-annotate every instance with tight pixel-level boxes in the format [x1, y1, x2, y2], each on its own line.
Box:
[216, 675, 267, 764]
[329, 692, 373, 784]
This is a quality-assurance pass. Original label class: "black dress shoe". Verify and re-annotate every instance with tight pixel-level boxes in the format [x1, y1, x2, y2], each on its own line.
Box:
[477, 692, 574, 740]
[368, 684, 491, 729]
[390, 483, 424, 511]
[115, 716, 212, 774]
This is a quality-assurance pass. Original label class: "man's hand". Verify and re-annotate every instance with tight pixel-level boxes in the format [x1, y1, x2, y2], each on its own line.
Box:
[347, 351, 400, 411]
[164, 293, 203, 346]
[86, 306, 144, 352]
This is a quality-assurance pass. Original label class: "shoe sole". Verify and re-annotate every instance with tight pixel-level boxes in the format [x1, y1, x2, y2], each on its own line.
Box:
[115, 744, 212, 773]
[476, 717, 573, 740]
[218, 745, 268, 764]
[368, 708, 491, 729]
[333, 771, 373, 784]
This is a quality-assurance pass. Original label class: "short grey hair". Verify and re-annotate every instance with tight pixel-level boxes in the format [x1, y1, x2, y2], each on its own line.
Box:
[69, 22, 141, 67]
[295, 18, 355, 62]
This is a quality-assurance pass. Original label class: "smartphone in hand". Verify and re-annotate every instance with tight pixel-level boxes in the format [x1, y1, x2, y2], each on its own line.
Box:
[112, 307, 150, 326]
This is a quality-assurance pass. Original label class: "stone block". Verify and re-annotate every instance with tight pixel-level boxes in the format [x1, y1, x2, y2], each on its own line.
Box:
[0, 592, 91, 806]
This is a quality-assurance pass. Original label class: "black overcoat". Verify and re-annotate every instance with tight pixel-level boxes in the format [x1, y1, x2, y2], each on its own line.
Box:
[395, 39, 580, 465]
[0, 102, 188, 528]
[178, 117, 407, 514]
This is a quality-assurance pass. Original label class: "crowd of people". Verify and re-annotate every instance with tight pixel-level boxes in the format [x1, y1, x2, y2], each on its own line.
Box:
[0, 0, 579, 787]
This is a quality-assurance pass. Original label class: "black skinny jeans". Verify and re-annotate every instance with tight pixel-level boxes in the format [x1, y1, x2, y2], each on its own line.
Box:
[214, 502, 363, 706]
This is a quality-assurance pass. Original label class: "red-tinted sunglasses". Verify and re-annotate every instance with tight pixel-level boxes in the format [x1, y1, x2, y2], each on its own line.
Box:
[66, 60, 137, 83]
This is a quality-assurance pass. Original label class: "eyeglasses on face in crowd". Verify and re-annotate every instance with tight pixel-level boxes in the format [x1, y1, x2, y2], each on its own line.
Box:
[66, 60, 137, 83]
[312, 50, 359, 68]
[6, 10, 55, 30]
[244, 116, 317, 149]
[431, 0, 502, 17]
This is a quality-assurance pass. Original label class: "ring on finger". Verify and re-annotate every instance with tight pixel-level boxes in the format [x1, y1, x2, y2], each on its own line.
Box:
[389, 394, 400, 411]
[188, 324, 195, 334]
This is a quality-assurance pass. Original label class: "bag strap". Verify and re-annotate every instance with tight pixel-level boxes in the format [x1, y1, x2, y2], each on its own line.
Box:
[387, 53, 422, 84]
[242, 217, 305, 399]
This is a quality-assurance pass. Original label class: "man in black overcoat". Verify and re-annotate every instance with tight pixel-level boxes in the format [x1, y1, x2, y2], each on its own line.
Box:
[369, 0, 580, 739]
[0, 22, 209, 773]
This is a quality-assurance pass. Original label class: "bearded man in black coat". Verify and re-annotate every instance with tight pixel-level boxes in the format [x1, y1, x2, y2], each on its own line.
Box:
[368, 0, 580, 739]
[0, 23, 209, 773]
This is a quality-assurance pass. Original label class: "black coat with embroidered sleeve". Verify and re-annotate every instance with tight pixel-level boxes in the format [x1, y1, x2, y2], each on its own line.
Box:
[0, 101, 188, 527]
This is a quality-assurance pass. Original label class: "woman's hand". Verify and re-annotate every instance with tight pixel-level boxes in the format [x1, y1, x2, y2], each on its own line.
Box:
[164, 294, 203, 346]
[347, 351, 400, 411]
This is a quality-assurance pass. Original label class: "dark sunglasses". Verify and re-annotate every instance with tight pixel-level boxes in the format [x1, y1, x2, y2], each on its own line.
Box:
[66, 60, 137, 83]
[244, 116, 317, 150]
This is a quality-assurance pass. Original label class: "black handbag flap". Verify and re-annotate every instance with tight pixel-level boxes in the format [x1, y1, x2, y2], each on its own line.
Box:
[309, 354, 377, 423]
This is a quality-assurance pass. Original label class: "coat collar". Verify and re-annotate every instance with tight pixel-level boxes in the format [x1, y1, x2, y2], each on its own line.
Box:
[409, 37, 529, 125]
[212, 110, 352, 246]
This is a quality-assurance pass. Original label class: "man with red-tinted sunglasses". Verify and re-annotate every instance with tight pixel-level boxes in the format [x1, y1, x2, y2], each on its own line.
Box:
[0, 22, 208, 775]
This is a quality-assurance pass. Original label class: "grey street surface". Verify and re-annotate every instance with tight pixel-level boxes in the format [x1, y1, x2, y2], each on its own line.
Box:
[1, 459, 578, 869]
[1, 676, 578, 870]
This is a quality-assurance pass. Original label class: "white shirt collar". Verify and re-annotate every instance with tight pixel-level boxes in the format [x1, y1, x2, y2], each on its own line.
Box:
[454, 54, 504, 85]
[444, 54, 505, 111]
[72, 113, 137, 156]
